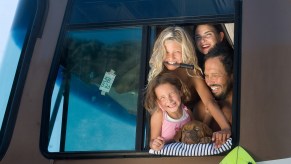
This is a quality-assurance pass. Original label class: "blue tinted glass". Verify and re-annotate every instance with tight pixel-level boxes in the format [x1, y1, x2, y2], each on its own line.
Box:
[70, 0, 235, 24]
[49, 27, 142, 151]
[0, 1, 35, 127]
[48, 69, 64, 152]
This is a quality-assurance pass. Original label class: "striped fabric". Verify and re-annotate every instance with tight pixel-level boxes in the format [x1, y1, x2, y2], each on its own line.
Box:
[149, 138, 232, 156]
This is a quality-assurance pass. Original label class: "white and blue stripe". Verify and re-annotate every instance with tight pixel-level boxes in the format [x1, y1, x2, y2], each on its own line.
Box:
[149, 138, 232, 156]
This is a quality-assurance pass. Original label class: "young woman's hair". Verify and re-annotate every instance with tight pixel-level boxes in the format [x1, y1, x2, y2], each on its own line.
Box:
[144, 73, 191, 114]
[147, 26, 202, 83]
[193, 23, 224, 40]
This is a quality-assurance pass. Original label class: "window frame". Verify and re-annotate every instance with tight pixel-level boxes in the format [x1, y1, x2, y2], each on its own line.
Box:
[40, 0, 240, 159]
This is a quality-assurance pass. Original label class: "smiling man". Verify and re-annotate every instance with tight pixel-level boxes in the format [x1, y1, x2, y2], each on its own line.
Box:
[194, 46, 233, 131]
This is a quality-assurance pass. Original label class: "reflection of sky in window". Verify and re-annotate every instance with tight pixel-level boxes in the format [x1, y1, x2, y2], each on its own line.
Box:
[0, 1, 19, 62]
[70, 28, 142, 44]
[0, 0, 19, 127]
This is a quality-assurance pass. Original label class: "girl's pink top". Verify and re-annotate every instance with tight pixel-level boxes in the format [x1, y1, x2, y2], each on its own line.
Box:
[161, 105, 191, 142]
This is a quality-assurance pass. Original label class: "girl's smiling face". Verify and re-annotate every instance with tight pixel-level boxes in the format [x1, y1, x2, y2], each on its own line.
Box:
[155, 83, 182, 114]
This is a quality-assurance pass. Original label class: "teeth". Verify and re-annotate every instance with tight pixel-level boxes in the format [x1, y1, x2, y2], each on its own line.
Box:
[168, 102, 176, 108]
[168, 61, 176, 64]
[210, 86, 219, 91]
[168, 104, 175, 108]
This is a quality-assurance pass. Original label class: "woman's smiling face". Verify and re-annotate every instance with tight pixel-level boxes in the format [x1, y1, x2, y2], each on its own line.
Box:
[195, 24, 223, 55]
[163, 39, 183, 70]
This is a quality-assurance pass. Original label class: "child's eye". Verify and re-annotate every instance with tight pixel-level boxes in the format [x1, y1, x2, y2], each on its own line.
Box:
[170, 92, 177, 96]
[159, 97, 165, 101]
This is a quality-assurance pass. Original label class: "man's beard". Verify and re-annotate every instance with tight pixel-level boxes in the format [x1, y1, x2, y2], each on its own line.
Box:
[212, 82, 232, 101]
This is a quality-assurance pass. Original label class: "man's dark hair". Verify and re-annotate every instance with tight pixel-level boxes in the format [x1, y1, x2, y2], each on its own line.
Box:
[204, 44, 234, 76]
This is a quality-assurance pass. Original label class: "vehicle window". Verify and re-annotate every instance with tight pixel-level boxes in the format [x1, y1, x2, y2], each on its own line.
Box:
[48, 27, 143, 152]
[41, 0, 237, 158]
[0, 0, 40, 159]
[44, 23, 237, 156]
[0, 0, 21, 130]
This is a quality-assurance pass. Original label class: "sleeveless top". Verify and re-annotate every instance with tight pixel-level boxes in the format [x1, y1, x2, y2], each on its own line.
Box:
[161, 105, 191, 142]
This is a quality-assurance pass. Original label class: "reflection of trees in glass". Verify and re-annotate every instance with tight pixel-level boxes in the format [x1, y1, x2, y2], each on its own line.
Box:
[62, 38, 141, 94]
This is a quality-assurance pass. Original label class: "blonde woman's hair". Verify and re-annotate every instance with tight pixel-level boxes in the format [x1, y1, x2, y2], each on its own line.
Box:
[144, 73, 191, 114]
[147, 26, 202, 82]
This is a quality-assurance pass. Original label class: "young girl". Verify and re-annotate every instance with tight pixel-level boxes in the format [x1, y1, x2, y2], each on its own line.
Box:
[147, 26, 231, 148]
[144, 73, 194, 151]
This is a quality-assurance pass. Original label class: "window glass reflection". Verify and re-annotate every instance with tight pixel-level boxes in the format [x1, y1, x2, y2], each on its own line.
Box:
[49, 27, 142, 151]
[0, 0, 36, 128]
[0, 1, 20, 128]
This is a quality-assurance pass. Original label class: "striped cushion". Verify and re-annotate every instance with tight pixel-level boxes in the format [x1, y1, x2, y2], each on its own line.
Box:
[149, 138, 232, 156]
